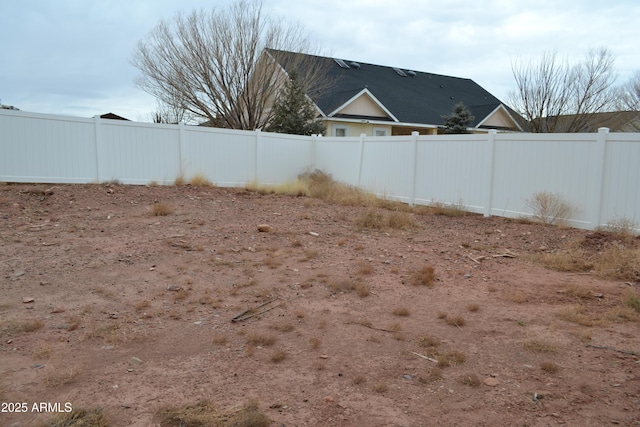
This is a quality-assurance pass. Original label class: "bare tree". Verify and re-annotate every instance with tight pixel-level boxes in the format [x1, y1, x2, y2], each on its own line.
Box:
[508, 48, 619, 132]
[150, 94, 195, 125]
[618, 71, 640, 111]
[132, 0, 329, 130]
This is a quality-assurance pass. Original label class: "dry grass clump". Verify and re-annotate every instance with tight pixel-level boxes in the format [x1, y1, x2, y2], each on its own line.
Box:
[429, 200, 467, 217]
[151, 202, 174, 216]
[437, 350, 467, 367]
[624, 291, 640, 313]
[531, 248, 593, 273]
[409, 265, 436, 287]
[593, 245, 640, 281]
[0, 318, 44, 335]
[40, 407, 109, 427]
[599, 217, 638, 243]
[300, 170, 375, 206]
[246, 179, 309, 197]
[558, 304, 599, 327]
[387, 210, 420, 229]
[540, 361, 560, 373]
[531, 228, 639, 281]
[417, 335, 440, 348]
[460, 373, 482, 387]
[32, 343, 53, 360]
[44, 365, 82, 387]
[564, 284, 597, 300]
[270, 349, 287, 363]
[372, 382, 388, 393]
[356, 208, 386, 229]
[270, 322, 295, 333]
[246, 332, 277, 347]
[441, 313, 466, 327]
[356, 208, 420, 230]
[82, 319, 147, 344]
[156, 399, 269, 427]
[418, 367, 443, 384]
[392, 307, 410, 317]
[309, 336, 321, 349]
[212, 335, 228, 345]
[355, 260, 374, 276]
[352, 375, 367, 385]
[522, 338, 558, 354]
[502, 289, 528, 304]
[328, 278, 369, 297]
[525, 191, 576, 226]
[466, 303, 480, 312]
[188, 172, 214, 187]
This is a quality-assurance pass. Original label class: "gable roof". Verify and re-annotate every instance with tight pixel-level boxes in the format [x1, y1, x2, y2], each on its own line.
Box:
[98, 112, 130, 121]
[268, 49, 521, 130]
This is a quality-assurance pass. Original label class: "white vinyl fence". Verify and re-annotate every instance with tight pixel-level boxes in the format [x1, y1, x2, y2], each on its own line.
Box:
[1, 109, 639, 230]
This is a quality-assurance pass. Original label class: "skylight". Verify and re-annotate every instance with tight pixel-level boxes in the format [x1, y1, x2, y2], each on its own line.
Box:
[334, 58, 350, 69]
[392, 67, 407, 77]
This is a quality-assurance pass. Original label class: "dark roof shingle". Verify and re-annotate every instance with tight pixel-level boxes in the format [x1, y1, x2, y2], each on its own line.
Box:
[268, 49, 512, 128]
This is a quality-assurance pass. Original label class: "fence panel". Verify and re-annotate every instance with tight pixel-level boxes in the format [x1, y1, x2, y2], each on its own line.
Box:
[413, 134, 489, 212]
[98, 120, 180, 185]
[258, 131, 313, 185]
[600, 133, 640, 225]
[181, 126, 256, 186]
[0, 110, 97, 183]
[491, 133, 597, 227]
[2, 109, 639, 230]
[313, 137, 363, 185]
[358, 135, 416, 202]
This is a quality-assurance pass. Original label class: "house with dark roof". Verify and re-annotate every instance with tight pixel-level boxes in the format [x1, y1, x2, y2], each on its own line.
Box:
[97, 112, 130, 121]
[267, 50, 523, 136]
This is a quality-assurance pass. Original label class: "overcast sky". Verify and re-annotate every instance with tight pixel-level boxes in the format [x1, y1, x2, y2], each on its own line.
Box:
[1, 0, 638, 121]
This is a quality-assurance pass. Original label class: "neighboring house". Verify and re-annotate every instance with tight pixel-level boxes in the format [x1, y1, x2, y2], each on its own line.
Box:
[267, 49, 523, 136]
[538, 111, 640, 133]
[97, 113, 130, 121]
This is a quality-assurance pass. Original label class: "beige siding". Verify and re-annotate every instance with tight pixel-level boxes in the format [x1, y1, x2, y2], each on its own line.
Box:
[482, 108, 515, 128]
[325, 120, 392, 137]
[339, 94, 389, 118]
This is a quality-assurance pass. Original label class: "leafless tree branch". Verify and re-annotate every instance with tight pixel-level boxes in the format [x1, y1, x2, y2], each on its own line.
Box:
[132, 0, 330, 130]
[508, 48, 619, 132]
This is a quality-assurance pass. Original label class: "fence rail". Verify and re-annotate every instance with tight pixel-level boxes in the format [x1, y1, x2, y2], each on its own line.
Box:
[1, 109, 639, 230]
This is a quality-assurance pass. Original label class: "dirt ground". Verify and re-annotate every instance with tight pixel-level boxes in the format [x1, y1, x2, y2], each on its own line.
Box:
[1, 183, 639, 427]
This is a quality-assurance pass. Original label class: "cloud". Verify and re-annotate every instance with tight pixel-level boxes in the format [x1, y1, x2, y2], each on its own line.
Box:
[1, 0, 637, 119]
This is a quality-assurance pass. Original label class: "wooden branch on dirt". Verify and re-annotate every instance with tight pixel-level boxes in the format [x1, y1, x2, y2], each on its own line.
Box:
[586, 344, 640, 357]
[466, 254, 483, 264]
[492, 250, 517, 258]
[231, 298, 280, 322]
[345, 321, 394, 333]
[411, 351, 438, 363]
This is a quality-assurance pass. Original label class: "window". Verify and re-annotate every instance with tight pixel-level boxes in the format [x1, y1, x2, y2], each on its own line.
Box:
[333, 126, 348, 137]
[373, 128, 388, 137]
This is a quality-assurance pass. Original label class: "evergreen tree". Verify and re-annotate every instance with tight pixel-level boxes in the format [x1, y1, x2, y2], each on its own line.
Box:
[441, 102, 475, 134]
[266, 70, 326, 135]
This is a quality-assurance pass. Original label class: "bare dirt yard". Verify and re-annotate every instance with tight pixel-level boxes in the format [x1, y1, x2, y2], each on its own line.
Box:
[1, 181, 639, 427]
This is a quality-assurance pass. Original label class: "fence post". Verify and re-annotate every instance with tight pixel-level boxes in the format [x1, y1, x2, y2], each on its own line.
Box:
[254, 129, 262, 184]
[410, 131, 419, 206]
[93, 115, 101, 183]
[178, 122, 185, 182]
[357, 133, 366, 188]
[591, 127, 609, 228]
[310, 133, 318, 171]
[483, 130, 497, 217]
